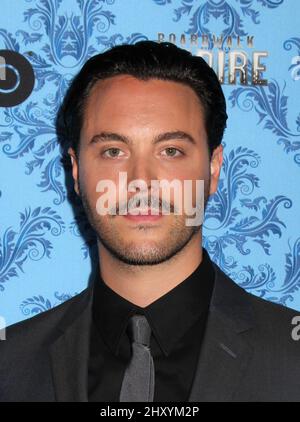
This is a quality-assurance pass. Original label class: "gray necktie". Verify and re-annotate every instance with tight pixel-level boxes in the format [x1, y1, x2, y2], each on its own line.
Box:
[119, 314, 155, 402]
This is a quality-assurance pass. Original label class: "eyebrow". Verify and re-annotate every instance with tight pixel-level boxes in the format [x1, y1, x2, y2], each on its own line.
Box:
[89, 130, 197, 146]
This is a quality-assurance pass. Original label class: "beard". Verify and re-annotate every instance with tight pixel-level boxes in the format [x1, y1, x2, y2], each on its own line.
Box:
[78, 177, 210, 266]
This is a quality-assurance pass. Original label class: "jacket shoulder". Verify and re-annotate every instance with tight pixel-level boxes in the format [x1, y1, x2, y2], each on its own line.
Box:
[4, 286, 92, 342]
[212, 262, 300, 326]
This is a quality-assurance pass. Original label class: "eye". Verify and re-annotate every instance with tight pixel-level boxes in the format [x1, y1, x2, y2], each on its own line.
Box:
[102, 148, 125, 158]
[161, 147, 183, 157]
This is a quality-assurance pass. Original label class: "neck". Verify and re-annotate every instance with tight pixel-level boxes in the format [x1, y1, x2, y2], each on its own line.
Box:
[97, 232, 203, 308]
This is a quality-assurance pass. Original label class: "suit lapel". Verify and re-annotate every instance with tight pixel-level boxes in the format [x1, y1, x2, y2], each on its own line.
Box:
[49, 287, 93, 402]
[188, 264, 255, 402]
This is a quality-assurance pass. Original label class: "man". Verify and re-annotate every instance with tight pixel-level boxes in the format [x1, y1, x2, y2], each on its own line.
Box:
[1, 41, 300, 402]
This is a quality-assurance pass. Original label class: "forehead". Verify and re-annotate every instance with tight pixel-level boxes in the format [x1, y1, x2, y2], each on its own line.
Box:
[82, 75, 206, 136]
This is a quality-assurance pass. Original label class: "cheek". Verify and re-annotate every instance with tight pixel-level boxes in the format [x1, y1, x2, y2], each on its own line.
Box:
[78, 162, 101, 205]
[79, 164, 125, 213]
[166, 161, 210, 182]
[172, 162, 210, 209]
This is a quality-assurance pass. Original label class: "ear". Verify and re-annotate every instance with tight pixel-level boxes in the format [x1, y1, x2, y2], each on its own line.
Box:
[68, 147, 80, 196]
[209, 144, 223, 195]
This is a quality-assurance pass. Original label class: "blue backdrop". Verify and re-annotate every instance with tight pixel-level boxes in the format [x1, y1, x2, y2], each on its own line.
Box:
[0, 0, 299, 327]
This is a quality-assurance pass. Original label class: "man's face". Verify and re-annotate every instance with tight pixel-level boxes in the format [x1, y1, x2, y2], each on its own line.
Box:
[68, 75, 223, 265]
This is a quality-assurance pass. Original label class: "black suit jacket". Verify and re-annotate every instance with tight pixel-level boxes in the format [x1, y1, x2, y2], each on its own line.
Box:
[1, 261, 300, 402]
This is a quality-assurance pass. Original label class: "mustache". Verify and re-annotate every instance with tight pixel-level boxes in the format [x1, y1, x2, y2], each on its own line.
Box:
[112, 196, 177, 215]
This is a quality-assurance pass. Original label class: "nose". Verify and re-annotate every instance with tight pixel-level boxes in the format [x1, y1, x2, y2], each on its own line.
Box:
[127, 155, 156, 190]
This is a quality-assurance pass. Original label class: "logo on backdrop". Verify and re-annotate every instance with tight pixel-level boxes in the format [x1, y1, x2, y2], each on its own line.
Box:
[0, 50, 35, 107]
[158, 33, 268, 86]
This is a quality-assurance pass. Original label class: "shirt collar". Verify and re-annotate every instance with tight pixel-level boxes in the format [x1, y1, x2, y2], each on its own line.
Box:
[92, 247, 215, 358]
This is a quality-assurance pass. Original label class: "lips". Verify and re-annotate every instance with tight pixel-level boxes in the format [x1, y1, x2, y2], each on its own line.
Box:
[122, 208, 163, 222]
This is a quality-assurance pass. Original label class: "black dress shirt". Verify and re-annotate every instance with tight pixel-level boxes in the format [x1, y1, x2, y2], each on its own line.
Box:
[88, 247, 215, 402]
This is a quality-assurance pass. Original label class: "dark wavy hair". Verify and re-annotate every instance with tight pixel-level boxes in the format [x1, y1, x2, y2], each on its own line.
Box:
[57, 40, 227, 158]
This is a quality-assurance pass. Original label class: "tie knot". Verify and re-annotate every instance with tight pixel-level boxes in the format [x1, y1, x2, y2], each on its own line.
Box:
[127, 314, 152, 347]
